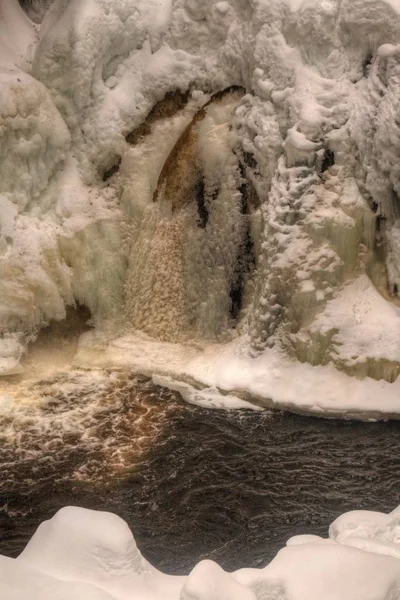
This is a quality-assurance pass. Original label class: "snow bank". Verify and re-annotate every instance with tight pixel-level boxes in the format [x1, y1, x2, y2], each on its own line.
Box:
[74, 332, 400, 419]
[4, 505, 400, 599]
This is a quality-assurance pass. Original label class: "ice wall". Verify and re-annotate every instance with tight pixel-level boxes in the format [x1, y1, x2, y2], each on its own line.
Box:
[3, 0, 400, 386]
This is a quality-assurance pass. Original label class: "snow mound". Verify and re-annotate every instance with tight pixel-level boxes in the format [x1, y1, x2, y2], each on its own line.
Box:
[3, 505, 400, 600]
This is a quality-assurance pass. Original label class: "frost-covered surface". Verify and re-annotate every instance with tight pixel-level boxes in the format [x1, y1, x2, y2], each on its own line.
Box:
[4, 504, 400, 599]
[3, 0, 400, 414]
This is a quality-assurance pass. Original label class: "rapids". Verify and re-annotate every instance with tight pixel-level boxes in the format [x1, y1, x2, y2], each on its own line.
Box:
[1, 373, 399, 574]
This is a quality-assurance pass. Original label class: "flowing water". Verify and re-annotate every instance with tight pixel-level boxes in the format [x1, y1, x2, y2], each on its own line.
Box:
[1, 370, 400, 575]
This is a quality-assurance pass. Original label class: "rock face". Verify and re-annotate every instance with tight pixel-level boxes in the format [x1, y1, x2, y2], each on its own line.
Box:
[3, 0, 400, 390]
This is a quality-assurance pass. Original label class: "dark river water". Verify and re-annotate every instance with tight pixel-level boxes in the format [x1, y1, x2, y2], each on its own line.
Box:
[1, 371, 400, 575]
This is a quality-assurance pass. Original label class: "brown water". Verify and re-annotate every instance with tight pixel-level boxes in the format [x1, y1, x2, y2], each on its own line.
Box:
[1, 371, 400, 575]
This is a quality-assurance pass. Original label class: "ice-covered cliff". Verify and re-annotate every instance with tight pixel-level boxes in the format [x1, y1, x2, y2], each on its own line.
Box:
[3, 0, 400, 415]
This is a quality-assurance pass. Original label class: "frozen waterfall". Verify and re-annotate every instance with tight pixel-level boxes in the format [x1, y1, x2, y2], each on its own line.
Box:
[2, 0, 400, 416]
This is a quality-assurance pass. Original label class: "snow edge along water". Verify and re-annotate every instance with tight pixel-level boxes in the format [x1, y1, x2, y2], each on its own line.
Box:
[73, 332, 400, 421]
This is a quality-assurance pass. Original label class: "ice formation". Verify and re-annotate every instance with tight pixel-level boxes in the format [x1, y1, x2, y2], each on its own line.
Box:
[3, 504, 400, 600]
[3, 0, 400, 415]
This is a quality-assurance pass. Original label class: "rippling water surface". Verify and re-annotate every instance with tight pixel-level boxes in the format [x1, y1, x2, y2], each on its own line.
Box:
[1, 371, 400, 574]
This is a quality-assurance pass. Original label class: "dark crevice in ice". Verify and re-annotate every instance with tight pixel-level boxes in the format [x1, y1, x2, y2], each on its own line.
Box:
[102, 157, 121, 182]
[229, 164, 256, 322]
[194, 178, 209, 229]
[320, 148, 335, 173]
[243, 151, 257, 170]
[391, 188, 400, 219]
[363, 53, 373, 77]
[205, 85, 246, 103]
[126, 91, 190, 145]
[229, 276, 244, 322]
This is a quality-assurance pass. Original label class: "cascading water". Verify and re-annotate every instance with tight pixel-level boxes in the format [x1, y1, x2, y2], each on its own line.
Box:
[124, 89, 248, 342]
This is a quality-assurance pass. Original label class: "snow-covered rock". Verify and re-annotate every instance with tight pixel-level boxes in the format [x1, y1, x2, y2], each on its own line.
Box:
[17, 506, 184, 600]
[4, 505, 400, 600]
